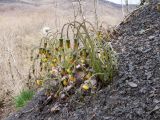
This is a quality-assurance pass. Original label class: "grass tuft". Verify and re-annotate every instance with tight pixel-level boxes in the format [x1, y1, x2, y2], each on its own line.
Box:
[14, 89, 34, 109]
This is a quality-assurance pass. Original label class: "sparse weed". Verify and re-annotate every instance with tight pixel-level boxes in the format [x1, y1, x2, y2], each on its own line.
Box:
[14, 89, 34, 109]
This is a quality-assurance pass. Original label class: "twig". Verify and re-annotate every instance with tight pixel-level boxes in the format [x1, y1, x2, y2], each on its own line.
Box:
[94, 0, 99, 29]
[77, 0, 85, 21]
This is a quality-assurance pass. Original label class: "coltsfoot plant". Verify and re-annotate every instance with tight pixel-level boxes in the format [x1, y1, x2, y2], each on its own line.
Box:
[14, 89, 34, 109]
[29, 20, 117, 100]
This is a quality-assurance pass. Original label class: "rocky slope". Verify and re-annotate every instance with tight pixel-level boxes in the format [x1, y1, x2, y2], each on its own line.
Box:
[5, 0, 160, 120]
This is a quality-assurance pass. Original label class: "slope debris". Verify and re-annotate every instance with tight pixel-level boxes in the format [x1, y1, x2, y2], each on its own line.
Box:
[6, 1, 160, 120]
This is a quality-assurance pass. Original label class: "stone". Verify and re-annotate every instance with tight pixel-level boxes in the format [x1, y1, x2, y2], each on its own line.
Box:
[139, 29, 146, 34]
[148, 35, 155, 40]
[150, 105, 160, 114]
[157, 3, 160, 12]
[127, 82, 138, 88]
[51, 104, 60, 113]
[153, 99, 160, 104]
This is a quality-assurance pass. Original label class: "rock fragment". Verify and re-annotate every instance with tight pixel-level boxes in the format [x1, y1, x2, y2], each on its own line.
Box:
[51, 104, 60, 113]
[127, 82, 138, 88]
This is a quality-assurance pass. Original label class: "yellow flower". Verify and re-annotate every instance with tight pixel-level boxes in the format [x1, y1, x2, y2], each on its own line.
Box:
[63, 79, 68, 86]
[84, 72, 92, 80]
[69, 75, 75, 81]
[82, 84, 89, 90]
[36, 80, 43, 86]
[50, 63, 56, 67]
[81, 59, 85, 64]
[52, 58, 57, 63]
[41, 58, 48, 62]
[39, 48, 46, 55]
[66, 68, 71, 74]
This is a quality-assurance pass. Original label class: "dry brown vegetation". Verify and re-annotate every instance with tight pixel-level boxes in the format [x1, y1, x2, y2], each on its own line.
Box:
[0, 0, 125, 118]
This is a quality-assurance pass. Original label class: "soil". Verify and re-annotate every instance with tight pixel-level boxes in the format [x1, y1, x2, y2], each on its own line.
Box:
[5, 0, 160, 120]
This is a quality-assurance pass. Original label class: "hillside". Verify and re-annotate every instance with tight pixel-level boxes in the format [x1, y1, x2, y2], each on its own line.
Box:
[5, 0, 160, 120]
[0, 0, 125, 26]
[0, 0, 139, 120]
[0, 0, 137, 25]
[0, 0, 127, 119]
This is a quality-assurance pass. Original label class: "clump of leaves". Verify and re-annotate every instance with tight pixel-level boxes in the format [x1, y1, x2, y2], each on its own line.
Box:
[14, 89, 34, 109]
[29, 20, 117, 99]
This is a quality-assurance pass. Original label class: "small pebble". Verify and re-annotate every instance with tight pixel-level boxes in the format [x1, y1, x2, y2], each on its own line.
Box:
[127, 82, 138, 88]
[148, 35, 155, 40]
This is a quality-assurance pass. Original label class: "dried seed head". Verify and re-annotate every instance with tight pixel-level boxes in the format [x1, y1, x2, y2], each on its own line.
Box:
[44, 42, 47, 48]
[28, 74, 31, 79]
[82, 49, 87, 59]
[66, 39, 71, 49]
[61, 67, 66, 76]
[40, 67, 43, 71]
[58, 55, 62, 62]
[30, 56, 33, 61]
[42, 27, 50, 36]
[40, 62, 43, 68]
[59, 38, 64, 48]
[36, 54, 39, 58]
[46, 52, 52, 60]
[74, 39, 79, 50]
[55, 47, 59, 51]
[32, 69, 35, 74]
